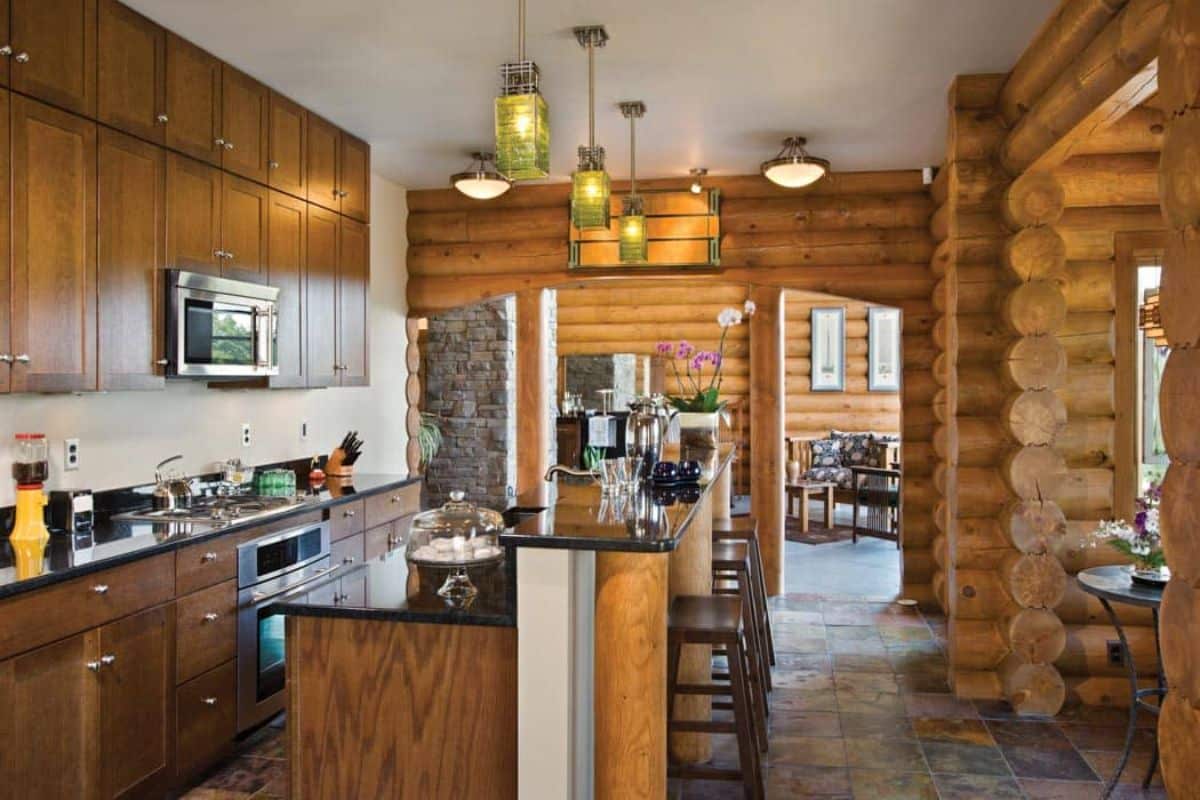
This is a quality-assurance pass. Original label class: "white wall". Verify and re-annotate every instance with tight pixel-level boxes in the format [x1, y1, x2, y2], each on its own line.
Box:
[0, 174, 409, 507]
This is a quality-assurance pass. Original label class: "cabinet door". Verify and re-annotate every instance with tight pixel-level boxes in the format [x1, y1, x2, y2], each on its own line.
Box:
[268, 91, 305, 198]
[305, 204, 338, 388]
[337, 216, 369, 387]
[98, 129, 166, 391]
[0, 90, 9, 395]
[220, 173, 269, 284]
[166, 152, 221, 276]
[97, 0, 165, 143]
[267, 191, 306, 387]
[339, 132, 370, 222]
[99, 605, 173, 799]
[164, 33, 220, 165]
[0, 0, 10, 87]
[221, 65, 269, 183]
[10, 96, 96, 393]
[306, 113, 339, 212]
[0, 631, 101, 798]
[10, 0, 96, 116]
[176, 660, 236, 786]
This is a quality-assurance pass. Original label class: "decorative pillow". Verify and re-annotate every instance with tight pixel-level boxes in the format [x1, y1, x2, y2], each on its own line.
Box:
[840, 433, 874, 466]
[867, 438, 889, 468]
[809, 437, 842, 468]
[804, 466, 853, 489]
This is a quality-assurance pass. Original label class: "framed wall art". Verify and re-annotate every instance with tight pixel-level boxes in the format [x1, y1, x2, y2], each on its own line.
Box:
[810, 307, 845, 392]
[868, 306, 902, 392]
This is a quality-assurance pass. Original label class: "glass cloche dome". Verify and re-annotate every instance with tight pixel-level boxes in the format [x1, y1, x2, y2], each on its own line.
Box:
[406, 490, 505, 599]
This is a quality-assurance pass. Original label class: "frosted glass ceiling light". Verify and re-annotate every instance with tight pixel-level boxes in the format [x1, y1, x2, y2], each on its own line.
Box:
[761, 136, 830, 189]
[451, 152, 512, 200]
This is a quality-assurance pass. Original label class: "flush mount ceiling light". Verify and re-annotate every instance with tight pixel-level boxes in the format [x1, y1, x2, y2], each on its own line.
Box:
[494, 0, 549, 180]
[689, 167, 708, 194]
[618, 101, 647, 264]
[451, 152, 512, 200]
[761, 136, 830, 189]
[570, 25, 611, 230]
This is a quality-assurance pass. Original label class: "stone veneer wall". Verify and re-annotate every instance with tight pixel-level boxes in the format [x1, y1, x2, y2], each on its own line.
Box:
[564, 353, 638, 412]
[422, 298, 516, 510]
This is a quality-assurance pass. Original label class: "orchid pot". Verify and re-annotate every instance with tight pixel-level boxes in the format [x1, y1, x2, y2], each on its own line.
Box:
[677, 411, 721, 455]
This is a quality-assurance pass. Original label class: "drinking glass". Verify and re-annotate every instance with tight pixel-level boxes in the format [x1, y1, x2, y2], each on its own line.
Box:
[600, 458, 622, 495]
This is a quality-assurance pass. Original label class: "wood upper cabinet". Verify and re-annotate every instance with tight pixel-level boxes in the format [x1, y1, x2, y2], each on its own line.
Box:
[307, 113, 339, 212]
[0, 0, 10, 87]
[305, 203, 338, 388]
[10, 96, 97, 393]
[98, 128, 166, 391]
[9, 0, 97, 116]
[221, 65, 269, 183]
[165, 33, 221, 165]
[98, 605, 173, 799]
[220, 172, 268, 283]
[0, 89, 10, 396]
[268, 91, 305, 198]
[166, 151, 221, 276]
[339, 132, 370, 222]
[338, 216, 369, 386]
[97, 0, 165, 144]
[0, 631, 101, 798]
[267, 191, 306, 387]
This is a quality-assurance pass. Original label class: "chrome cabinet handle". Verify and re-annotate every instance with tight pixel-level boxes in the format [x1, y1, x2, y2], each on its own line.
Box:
[86, 660, 102, 672]
[390, 495, 401, 503]
[201, 697, 217, 706]
[342, 556, 356, 564]
[223, 251, 235, 260]
[343, 509, 355, 518]
[155, 358, 169, 366]
[93, 584, 109, 594]
[202, 612, 220, 622]
[13, 354, 29, 364]
[0, 354, 11, 364]
[0, 46, 11, 57]
[100, 654, 116, 666]
[201, 551, 218, 562]
[268, 160, 279, 169]
[156, 113, 168, 124]
[214, 138, 225, 147]
[13, 52, 28, 64]
[223, 141, 234, 151]
[213, 249, 227, 259]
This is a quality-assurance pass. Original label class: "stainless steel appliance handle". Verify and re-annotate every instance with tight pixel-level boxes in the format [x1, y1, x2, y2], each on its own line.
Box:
[246, 564, 340, 606]
[254, 306, 273, 369]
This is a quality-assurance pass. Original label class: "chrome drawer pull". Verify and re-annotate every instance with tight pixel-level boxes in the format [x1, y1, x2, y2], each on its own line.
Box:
[202, 612, 220, 622]
[13, 52, 28, 64]
[202, 551, 218, 562]
[86, 660, 101, 672]
[93, 584, 110, 594]
[343, 509, 355, 518]
[201, 697, 217, 706]
[100, 654, 116, 666]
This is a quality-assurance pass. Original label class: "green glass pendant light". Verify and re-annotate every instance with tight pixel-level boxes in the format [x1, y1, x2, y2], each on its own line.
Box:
[571, 25, 611, 230]
[494, 0, 549, 180]
[618, 101, 647, 264]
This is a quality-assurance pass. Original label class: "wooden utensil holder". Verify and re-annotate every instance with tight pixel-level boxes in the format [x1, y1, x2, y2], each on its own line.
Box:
[325, 448, 355, 478]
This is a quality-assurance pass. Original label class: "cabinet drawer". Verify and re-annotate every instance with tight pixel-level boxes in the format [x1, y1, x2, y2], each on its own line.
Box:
[329, 499, 365, 541]
[175, 578, 237, 684]
[331, 532, 364, 568]
[364, 482, 420, 529]
[0, 553, 174, 661]
[364, 516, 412, 561]
[176, 535, 238, 596]
[176, 659, 237, 784]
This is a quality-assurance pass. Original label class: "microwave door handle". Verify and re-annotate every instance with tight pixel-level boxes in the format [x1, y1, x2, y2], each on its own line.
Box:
[254, 307, 272, 369]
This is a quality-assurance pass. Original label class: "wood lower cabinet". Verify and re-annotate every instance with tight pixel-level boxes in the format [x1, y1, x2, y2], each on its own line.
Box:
[307, 112, 339, 212]
[175, 579, 236, 684]
[10, 0, 97, 116]
[220, 172, 269, 283]
[339, 132, 370, 222]
[305, 203, 339, 388]
[176, 660, 237, 786]
[338, 216, 369, 386]
[98, 127, 166, 391]
[98, 605, 174, 799]
[268, 190, 307, 387]
[165, 32, 221, 165]
[97, 0, 165, 143]
[221, 64, 269, 184]
[166, 151, 222, 276]
[330, 498, 366, 542]
[269, 91, 306, 198]
[0, 89, 9, 395]
[10, 95, 96, 393]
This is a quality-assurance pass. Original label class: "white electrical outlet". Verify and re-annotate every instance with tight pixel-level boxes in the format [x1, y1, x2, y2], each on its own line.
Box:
[241, 423, 252, 448]
[64, 438, 80, 471]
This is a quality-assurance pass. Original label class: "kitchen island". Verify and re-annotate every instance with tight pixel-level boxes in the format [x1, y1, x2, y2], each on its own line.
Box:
[279, 445, 734, 800]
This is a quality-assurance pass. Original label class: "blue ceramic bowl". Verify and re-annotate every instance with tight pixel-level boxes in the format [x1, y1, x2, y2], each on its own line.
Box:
[651, 461, 679, 483]
[677, 460, 702, 482]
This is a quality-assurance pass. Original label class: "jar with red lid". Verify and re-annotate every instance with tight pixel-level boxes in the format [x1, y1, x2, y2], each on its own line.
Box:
[12, 433, 49, 486]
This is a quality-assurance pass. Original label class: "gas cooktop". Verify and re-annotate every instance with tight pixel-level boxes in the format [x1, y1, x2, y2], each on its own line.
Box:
[114, 494, 310, 527]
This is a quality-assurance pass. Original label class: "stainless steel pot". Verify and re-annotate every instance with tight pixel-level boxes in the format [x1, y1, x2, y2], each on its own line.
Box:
[152, 454, 194, 511]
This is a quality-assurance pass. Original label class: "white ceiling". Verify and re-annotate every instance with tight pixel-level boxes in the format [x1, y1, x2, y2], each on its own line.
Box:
[126, 0, 1055, 189]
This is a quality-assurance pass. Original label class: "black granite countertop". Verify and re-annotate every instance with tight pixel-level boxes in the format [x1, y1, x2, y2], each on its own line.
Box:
[499, 445, 736, 553]
[0, 473, 420, 602]
[275, 547, 516, 627]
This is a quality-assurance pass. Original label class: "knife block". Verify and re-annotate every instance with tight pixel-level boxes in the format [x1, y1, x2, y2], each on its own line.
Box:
[325, 448, 355, 478]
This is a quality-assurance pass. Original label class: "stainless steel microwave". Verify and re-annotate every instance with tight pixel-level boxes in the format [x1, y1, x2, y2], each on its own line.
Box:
[166, 270, 280, 378]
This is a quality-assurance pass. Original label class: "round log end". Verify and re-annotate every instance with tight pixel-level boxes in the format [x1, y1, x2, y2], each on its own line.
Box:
[1003, 335, 1068, 391]
[1003, 499, 1068, 554]
[1003, 390, 1068, 447]
[1160, 113, 1200, 231]
[1001, 656, 1066, 717]
[1003, 281, 1068, 336]
[1003, 552, 1068, 610]
[1162, 463, 1200, 584]
[1161, 579, 1200, 710]
[1161, 227, 1200, 349]
[1002, 227, 1067, 282]
[1157, 3, 1200, 118]
[1161, 347, 1200, 462]
[1161, 692, 1200, 797]
[1002, 172, 1065, 229]
[1003, 446, 1067, 501]
[1007, 608, 1067, 664]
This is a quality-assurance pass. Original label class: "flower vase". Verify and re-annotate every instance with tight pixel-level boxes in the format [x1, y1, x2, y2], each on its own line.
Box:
[1129, 563, 1170, 587]
[677, 412, 720, 460]
[787, 459, 802, 484]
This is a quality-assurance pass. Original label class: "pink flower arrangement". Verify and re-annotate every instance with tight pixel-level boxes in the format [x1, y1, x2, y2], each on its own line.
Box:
[653, 304, 753, 413]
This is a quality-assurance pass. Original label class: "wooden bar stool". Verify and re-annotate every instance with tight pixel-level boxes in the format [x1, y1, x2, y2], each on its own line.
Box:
[712, 541, 773, 711]
[668, 595, 765, 800]
[712, 517, 775, 667]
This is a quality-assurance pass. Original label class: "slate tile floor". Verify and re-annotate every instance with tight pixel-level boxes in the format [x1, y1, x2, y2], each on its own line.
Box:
[181, 597, 1164, 800]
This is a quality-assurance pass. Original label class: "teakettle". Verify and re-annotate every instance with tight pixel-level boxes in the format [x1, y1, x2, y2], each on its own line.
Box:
[626, 395, 678, 472]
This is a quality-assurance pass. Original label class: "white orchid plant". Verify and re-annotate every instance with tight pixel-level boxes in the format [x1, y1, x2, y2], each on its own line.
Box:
[1090, 482, 1164, 571]
[655, 300, 756, 413]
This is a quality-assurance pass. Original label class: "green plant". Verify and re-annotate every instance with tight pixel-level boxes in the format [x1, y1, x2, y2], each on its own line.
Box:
[582, 445, 605, 470]
[418, 412, 444, 470]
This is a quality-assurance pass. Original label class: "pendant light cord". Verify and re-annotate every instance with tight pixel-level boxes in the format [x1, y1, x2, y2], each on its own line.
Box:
[629, 114, 637, 195]
[517, 0, 525, 62]
[587, 42, 595, 149]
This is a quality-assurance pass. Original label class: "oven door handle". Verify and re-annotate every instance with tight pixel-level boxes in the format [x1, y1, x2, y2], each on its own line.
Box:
[248, 564, 341, 606]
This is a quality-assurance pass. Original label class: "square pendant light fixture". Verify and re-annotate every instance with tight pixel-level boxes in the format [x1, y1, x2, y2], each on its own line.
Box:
[495, 0, 549, 180]
[618, 100, 647, 264]
[571, 25, 611, 230]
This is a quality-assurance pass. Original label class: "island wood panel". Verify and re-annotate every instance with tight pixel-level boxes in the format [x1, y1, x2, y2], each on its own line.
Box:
[287, 616, 516, 800]
[515, 289, 548, 493]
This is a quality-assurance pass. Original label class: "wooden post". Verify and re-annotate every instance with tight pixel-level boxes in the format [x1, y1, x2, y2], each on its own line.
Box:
[594, 552, 667, 800]
[750, 286, 785, 596]
[1155, 2, 1200, 793]
[405, 317, 423, 474]
[516, 289, 549, 494]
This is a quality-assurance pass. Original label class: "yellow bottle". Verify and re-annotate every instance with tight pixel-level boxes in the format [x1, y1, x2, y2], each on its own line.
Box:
[11, 486, 49, 544]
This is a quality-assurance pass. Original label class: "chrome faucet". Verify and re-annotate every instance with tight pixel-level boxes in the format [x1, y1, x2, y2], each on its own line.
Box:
[544, 465, 597, 482]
